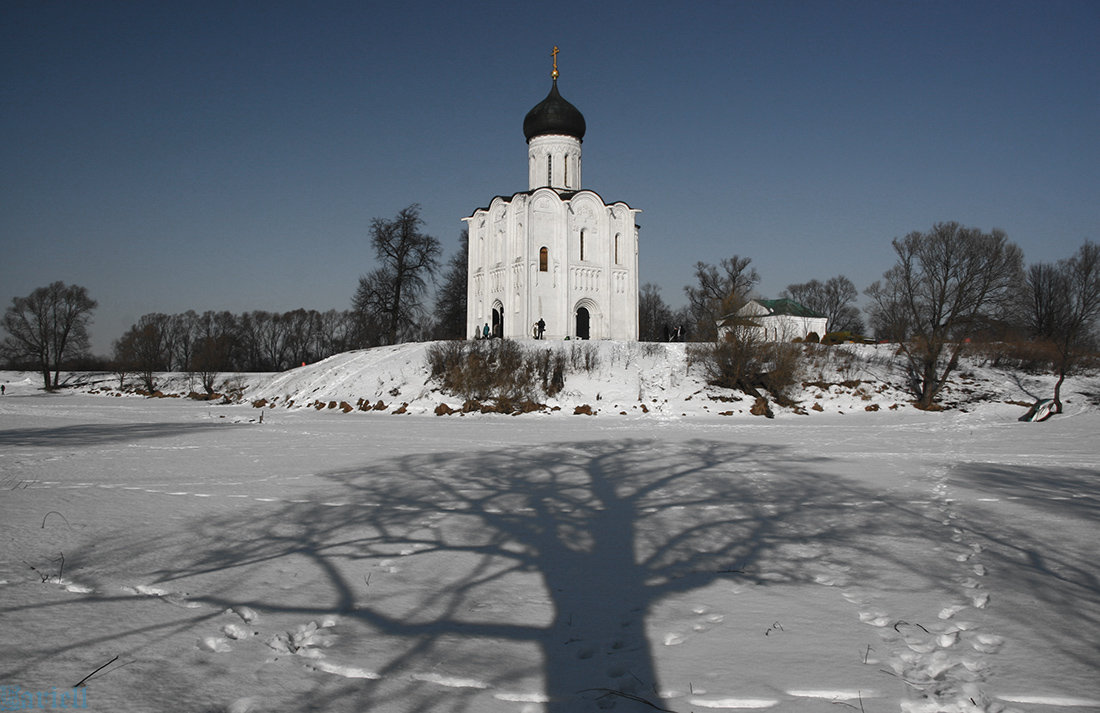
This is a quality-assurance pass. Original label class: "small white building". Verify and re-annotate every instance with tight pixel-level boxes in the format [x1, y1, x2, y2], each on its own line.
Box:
[719, 299, 828, 342]
[464, 52, 640, 341]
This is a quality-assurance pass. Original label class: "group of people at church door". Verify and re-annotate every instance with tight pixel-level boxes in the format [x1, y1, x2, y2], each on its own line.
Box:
[475, 323, 503, 340]
[473, 320, 547, 340]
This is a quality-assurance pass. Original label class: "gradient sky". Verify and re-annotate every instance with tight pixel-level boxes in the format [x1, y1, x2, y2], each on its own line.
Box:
[3, 0, 1098, 353]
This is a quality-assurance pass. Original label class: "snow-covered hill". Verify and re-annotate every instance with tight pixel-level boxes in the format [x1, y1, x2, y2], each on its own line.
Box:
[8, 340, 1098, 420]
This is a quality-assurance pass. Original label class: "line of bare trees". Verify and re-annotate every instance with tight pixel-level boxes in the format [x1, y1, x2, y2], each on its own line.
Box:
[637, 223, 1097, 411]
[112, 308, 356, 392]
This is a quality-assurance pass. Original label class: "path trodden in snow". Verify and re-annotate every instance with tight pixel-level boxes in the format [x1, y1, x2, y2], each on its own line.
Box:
[1, 392, 1098, 712]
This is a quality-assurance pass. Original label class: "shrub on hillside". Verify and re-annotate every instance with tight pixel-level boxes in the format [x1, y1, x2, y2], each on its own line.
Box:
[567, 342, 600, 373]
[821, 331, 853, 345]
[969, 339, 1058, 372]
[691, 329, 803, 407]
[425, 340, 568, 403]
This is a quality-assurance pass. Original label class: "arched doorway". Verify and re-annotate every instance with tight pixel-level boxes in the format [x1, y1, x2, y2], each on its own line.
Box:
[575, 307, 590, 340]
[491, 302, 504, 338]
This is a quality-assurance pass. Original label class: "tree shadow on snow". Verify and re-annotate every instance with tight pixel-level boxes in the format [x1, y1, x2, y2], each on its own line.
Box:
[16, 437, 1095, 712]
[161, 438, 951, 712]
[0, 421, 239, 447]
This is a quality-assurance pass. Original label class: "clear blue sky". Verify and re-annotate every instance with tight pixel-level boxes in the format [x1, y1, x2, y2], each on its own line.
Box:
[3, 0, 1098, 353]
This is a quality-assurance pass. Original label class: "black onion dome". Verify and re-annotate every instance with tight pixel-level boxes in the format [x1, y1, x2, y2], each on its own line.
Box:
[523, 79, 586, 142]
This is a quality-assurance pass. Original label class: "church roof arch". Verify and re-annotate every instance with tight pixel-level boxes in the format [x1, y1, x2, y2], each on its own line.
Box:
[466, 189, 639, 218]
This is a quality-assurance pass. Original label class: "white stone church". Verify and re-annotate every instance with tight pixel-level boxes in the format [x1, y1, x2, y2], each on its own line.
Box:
[464, 52, 640, 341]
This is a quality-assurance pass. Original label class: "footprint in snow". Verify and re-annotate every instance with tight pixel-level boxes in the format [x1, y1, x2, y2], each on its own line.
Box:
[222, 623, 251, 640]
[232, 605, 259, 622]
[198, 636, 232, 653]
[126, 584, 204, 608]
[970, 633, 1004, 654]
[62, 580, 93, 594]
[858, 611, 892, 627]
[308, 660, 379, 680]
[938, 604, 966, 620]
[265, 618, 338, 656]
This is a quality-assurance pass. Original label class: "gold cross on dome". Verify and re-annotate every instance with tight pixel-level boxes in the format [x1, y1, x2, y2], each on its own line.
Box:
[551, 45, 559, 79]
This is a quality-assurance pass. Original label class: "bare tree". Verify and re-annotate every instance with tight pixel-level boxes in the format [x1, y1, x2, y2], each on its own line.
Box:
[110, 333, 135, 389]
[1020, 240, 1100, 414]
[865, 222, 1023, 409]
[354, 204, 442, 346]
[2, 281, 97, 389]
[313, 309, 352, 359]
[116, 313, 172, 393]
[638, 283, 674, 342]
[782, 275, 864, 335]
[282, 308, 318, 367]
[252, 311, 290, 371]
[683, 256, 760, 341]
[431, 228, 469, 340]
[167, 310, 198, 372]
[191, 311, 237, 393]
[351, 268, 394, 348]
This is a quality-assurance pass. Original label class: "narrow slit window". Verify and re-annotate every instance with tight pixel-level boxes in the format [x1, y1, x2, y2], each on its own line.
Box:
[580, 229, 585, 261]
[547, 155, 552, 186]
[539, 247, 548, 272]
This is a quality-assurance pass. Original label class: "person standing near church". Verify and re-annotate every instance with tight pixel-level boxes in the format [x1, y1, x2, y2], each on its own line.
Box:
[537, 318, 545, 340]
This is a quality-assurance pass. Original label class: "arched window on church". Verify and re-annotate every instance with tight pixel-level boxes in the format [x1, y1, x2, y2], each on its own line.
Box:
[580, 229, 586, 261]
[539, 246, 548, 272]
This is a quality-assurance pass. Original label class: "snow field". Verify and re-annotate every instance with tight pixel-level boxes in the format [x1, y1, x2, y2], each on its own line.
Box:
[1, 357, 1098, 712]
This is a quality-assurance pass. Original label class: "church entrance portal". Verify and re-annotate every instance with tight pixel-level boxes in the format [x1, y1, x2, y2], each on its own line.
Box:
[575, 307, 590, 340]
[491, 304, 503, 338]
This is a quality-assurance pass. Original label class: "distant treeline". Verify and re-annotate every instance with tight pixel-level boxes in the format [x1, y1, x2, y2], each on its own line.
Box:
[114, 309, 357, 374]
